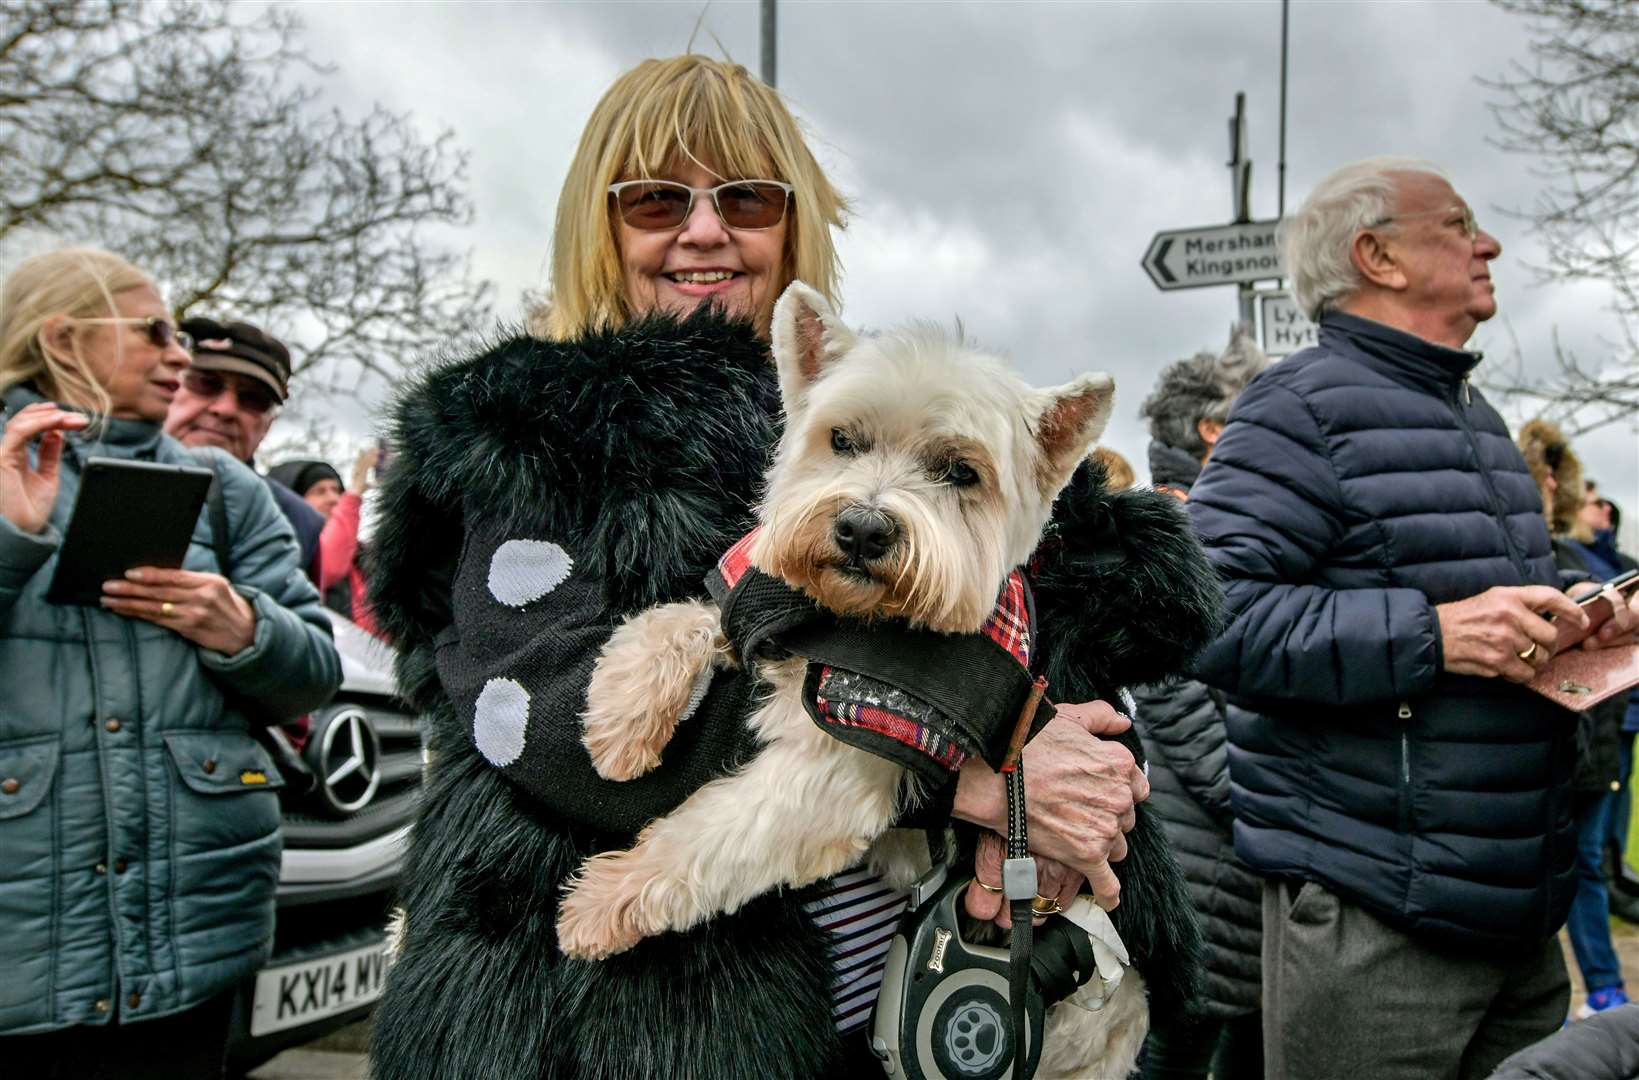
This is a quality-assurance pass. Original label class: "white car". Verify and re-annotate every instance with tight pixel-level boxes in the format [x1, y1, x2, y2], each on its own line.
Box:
[226, 612, 422, 1074]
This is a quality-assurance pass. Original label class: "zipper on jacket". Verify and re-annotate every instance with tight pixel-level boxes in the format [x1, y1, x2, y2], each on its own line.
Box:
[1447, 382, 1529, 576]
[1462, 376, 1472, 407]
[1397, 701, 1413, 833]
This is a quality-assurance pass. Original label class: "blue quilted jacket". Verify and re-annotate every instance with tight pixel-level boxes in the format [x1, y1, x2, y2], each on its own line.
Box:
[0, 384, 342, 1033]
[1187, 313, 1578, 947]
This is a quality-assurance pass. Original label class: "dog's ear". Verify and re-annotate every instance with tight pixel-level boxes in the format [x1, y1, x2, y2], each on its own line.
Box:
[771, 281, 856, 413]
[1030, 373, 1116, 497]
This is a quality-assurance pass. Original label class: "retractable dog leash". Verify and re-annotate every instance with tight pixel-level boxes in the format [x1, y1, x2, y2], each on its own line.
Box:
[870, 680, 1053, 1080]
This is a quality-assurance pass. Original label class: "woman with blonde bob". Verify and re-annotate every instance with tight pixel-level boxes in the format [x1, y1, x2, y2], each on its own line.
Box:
[367, 54, 1180, 1079]
[0, 249, 340, 1078]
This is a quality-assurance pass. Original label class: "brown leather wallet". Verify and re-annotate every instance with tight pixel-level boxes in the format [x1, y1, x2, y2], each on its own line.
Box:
[1528, 643, 1639, 711]
[1528, 575, 1639, 711]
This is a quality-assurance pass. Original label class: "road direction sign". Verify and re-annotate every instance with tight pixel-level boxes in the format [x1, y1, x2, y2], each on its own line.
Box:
[1142, 220, 1283, 291]
[1256, 288, 1316, 357]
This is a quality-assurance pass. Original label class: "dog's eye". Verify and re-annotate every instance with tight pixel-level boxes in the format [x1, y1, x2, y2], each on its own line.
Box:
[831, 428, 855, 455]
[943, 461, 979, 487]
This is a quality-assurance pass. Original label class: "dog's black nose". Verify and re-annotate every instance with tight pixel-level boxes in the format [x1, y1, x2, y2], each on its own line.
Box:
[834, 508, 898, 563]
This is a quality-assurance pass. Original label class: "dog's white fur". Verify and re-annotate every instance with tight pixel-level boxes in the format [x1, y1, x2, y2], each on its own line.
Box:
[561, 282, 1131, 1071]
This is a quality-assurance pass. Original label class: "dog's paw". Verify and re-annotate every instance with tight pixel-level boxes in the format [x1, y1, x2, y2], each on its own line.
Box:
[581, 705, 667, 782]
[556, 855, 651, 960]
[581, 601, 729, 781]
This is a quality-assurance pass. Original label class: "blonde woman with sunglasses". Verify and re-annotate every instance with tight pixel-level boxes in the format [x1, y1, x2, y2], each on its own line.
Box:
[366, 55, 1201, 1080]
[0, 248, 341, 1078]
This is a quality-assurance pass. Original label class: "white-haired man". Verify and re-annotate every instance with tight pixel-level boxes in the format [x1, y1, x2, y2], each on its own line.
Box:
[1187, 157, 1639, 1078]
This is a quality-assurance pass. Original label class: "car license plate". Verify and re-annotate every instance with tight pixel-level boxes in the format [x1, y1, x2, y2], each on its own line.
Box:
[249, 941, 390, 1037]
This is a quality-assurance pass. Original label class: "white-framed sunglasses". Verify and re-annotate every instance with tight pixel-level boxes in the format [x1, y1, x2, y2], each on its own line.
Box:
[73, 316, 193, 351]
[608, 179, 794, 231]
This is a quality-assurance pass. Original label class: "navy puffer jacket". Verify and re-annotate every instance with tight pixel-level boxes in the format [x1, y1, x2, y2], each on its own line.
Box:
[1188, 312, 1578, 948]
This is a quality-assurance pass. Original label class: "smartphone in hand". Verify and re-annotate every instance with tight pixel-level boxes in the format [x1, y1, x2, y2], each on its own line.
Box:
[1553, 568, 1639, 653]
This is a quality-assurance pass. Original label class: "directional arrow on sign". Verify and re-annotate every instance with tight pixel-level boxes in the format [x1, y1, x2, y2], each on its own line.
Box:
[1141, 220, 1284, 291]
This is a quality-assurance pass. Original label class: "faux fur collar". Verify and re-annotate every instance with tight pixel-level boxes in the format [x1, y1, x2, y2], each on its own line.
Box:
[383, 308, 780, 617]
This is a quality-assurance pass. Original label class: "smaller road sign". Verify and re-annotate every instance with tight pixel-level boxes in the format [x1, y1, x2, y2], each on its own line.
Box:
[1256, 289, 1316, 357]
[1142, 220, 1283, 291]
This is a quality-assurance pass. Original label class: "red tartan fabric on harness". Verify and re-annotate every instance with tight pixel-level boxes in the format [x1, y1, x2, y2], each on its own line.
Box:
[715, 529, 1034, 774]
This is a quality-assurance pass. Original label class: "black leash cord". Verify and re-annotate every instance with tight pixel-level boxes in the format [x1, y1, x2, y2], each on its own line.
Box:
[1003, 761, 1034, 1075]
[999, 675, 1048, 1078]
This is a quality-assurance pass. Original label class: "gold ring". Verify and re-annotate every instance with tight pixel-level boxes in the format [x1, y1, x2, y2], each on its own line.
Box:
[973, 877, 1003, 894]
[1518, 642, 1538, 662]
[161, 602, 174, 616]
[1030, 895, 1062, 916]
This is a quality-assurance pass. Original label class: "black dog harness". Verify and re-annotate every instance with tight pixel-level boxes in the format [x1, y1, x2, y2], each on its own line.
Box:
[707, 529, 1054, 783]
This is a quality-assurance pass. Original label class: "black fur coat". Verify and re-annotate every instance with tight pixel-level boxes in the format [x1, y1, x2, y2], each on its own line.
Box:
[366, 309, 1219, 1079]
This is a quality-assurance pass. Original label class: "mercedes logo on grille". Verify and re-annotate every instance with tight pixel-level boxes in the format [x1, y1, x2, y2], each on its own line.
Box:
[313, 706, 382, 815]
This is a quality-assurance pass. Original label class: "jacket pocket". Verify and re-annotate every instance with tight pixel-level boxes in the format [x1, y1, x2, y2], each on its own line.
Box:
[163, 731, 286, 794]
[1286, 879, 1336, 927]
[0, 734, 61, 820]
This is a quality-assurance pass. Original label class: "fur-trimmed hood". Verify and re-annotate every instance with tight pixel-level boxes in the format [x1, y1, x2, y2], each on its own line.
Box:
[1517, 418, 1588, 542]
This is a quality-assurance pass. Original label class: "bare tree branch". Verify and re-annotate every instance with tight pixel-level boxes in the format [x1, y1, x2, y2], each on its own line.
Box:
[1480, 0, 1639, 431]
[0, 0, 491, 402]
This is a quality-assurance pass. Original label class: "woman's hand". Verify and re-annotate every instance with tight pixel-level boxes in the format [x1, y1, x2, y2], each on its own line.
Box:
[102, 567, 257, 655]
[0, 402, 89, 534]
[964, 830, 1085, 928]
[953, 699, 1148, 909]
[351, 447, 381, 495]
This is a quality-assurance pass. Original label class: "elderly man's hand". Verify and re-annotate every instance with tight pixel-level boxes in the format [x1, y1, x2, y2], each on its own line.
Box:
[952, 699, 1147, 910]
[1575, 579, 1639, 650]
[1436, 585, 1587, 683]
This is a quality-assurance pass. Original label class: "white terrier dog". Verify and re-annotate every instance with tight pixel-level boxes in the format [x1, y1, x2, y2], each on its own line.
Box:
[556, 281, 1116, 970]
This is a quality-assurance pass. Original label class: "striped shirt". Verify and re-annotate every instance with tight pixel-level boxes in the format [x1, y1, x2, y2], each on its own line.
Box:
[801, 867, 913, 1032]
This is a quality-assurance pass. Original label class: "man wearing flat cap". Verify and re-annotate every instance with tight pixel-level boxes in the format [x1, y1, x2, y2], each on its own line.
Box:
[165, 317, 324, 583]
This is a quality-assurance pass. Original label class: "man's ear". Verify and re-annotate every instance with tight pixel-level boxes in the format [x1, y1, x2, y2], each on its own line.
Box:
[770, 281, 856, 415]
[1351, 228, 1408, 292]
[1031, 373, 1116, 497]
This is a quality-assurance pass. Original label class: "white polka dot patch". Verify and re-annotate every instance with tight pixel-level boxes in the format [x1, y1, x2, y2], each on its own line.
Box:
[474, 678, 529, 766]
[488, 539, 573, 607]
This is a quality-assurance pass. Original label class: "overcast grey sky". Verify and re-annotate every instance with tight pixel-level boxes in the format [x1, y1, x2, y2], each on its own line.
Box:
[286, 0, 1637, 530]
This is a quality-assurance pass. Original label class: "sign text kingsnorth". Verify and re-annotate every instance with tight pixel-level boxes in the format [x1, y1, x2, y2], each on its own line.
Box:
[1142, 220, 1283, 291]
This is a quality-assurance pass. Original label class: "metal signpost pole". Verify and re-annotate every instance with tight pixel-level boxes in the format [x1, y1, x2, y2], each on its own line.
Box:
[1278, 0, 1290, 219]
[1229, 93, 1256, 325]
[1141, 93, 1314, 355]
[761, 0, 777, 88]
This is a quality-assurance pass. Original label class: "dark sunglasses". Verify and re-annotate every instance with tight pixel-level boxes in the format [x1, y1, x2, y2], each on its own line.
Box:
[608, 179, 794, 231]
[76, 315, 193, 352]
[181, 369, 278, 415]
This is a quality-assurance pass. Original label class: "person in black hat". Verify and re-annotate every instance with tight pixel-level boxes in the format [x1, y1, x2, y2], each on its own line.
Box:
[165, 316, 323, 583]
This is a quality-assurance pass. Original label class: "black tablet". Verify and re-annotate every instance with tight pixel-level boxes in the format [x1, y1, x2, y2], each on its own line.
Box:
[45, 457, 214, 606]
